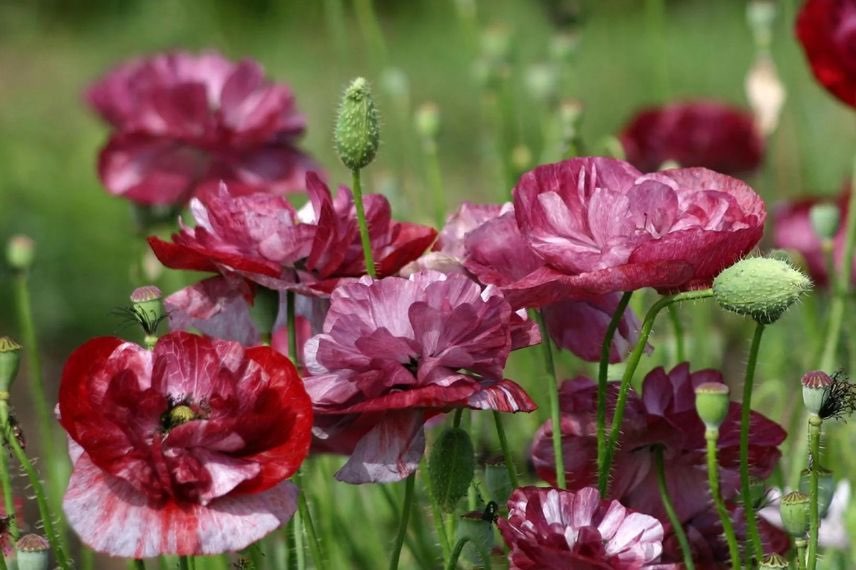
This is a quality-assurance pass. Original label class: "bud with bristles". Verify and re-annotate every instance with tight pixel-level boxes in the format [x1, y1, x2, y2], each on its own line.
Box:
[130, 285, 166, 338]
[802, 370, 833, 416]
[759, 553, 789, 569]
[694, 382, 730, 429]
[713, 257, 811, 324]
[809, 203, 841, 241]
[799, 466, 836, 518]
[6, 234, 35, 271]
[0, 337, 22, 393]
[335, 77, 380, 171]
[780, 491, 810, 537]
[429, 427, 475, 512]
[15, 534, 50, 570]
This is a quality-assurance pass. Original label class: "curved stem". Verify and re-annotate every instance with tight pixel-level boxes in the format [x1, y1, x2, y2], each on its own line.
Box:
[653, 446, 695, 570]
[535, 311, 565, 489]
[445, 536, 492, 570]
[351, 169, 377, 278]
[806, 414, 822, 570]
[667, 303, 685, 362]
[739, 322, 766, 566]
[389, 474, 416, 570]
[796, 537, 808, 570]
[705, 429, 741, 569]
[492, 411, 518, 489]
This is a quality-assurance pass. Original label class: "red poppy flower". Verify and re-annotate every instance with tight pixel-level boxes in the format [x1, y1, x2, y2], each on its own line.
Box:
[796, 0, 856, 109]
[504, 157, 765, 307]
[498, 486, 675, 569]
[87, 51, 319, 205]
[620, 101, 764, 175]
[58, 332, 312, 557]
[530, 364, 786, 565]
[303, 271, 536, 483]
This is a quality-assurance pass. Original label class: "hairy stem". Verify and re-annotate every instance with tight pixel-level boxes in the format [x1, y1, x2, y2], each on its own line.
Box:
[667, 303, 685, 362]
[806, 414, 822, 570]
[389, 474, 416, 570]
[739, 322, 766, 565]
[351, 169, 377, 278]
[705, 429, 741, 569]
[535, 311, 565, 489]
[653, 446, 695, 570]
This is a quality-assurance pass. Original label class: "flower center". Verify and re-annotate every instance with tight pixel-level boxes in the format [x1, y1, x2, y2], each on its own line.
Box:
[162, 403, 200, 431]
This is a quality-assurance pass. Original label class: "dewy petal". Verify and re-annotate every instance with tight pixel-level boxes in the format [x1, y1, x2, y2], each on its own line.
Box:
[334, 411, 426, 484]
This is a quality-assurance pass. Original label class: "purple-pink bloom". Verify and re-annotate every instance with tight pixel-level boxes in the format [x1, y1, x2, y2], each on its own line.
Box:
[87, 51, 318, 205]
[498, 486, 674, 569]
[303, 271, 536, 483]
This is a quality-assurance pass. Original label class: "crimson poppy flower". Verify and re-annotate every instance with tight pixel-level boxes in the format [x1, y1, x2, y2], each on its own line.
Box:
[149, 175, 437, 296]
[530, 364, 786, 565]
[796, 0, 856, 109]
[620, 101, 764, 175]
[497, 486, 675, 569]
[58, 331, 312, 557]
[504, 157, 765, 307]
[87, 51, 319, 205]
[303, 271, 536, 483]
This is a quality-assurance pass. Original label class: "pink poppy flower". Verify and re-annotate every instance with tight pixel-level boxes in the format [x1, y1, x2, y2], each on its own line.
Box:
[498, 486, 674, 569]
[58, 331, 312, 557]
[304, 271, 536, 483]
[620, 101, 764, 175]
[797, 0, 856, 109]
[505, 157, 765, 307]
[530, 364, 786, 565]
[87, 51, 318, 205]
[149, 175, 437, 296]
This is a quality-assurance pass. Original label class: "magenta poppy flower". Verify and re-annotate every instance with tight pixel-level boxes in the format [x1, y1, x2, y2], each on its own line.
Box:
[530, 364, 786, 565]
[498, 486, 674, 569]
[797, 0, 856, 109]
[620, 101, 764, 175]
[504, 157, 765, 307]
[304, 271, 536, 483]
[87, 51, 318, 205]
[149, 175, 437, 296]
[58, 331, 312, 557]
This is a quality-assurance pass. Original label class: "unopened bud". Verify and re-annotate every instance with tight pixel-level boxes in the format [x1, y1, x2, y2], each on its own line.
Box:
[0, 337, 22, 392]
[15, 534, 50, 570]
[759, 553, 789, 569]
[713, 257, 811, 324]
[799, 467, 836, 518]
[802, 370, 833, 416]
[335, 78, 380, 171]
[809, 203, 841, 241]
[130, 285, 165, 338]
[695, 382, 730, 429]
[429, 427, 475, 512]
[780, 491, 810, 537]
[6, 234, 35, 271]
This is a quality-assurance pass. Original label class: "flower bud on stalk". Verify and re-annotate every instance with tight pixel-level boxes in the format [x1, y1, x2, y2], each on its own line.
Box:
[0, 337, 22, 394]
[335, 77, 380, 172]
[694, 382, 730, 430]
[802, 370, 832, 416]
[429, 427, 475, 513]
[713, 257, 811, 324]
[800, 467, 836, 518]
[15, 534, 50, 570]
[780, 491, 810, 537]
[129, 286, 165, 348]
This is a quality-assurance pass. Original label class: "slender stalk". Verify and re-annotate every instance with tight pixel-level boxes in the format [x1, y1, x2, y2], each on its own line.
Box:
[389, 474, 416, 570]
[452, 408, 464, 429]
[420, 137, 446, 227]
[491, 411, 518, 489]
[295, 508, 306, 570]
[296, 475, 326, 570]
[178, 557, 191, 570]
[598, 289, 714, 494]
[795, 537, 808, 570]
[806, 414, 822, 570]
[351, 169, 377, 278]
[287, 290, 300, 367]
[286, 514, 297, 570]
[353, 0, 388, 68]
[595, 291, 633, 494]
[445, 536, 492, 570]
[424, 471, 451, 561]
[133, 560, 146, 570]
[0, 402, 18, 540]
[535, 311, 565, 489]
[705, 429, 741, 569]
[739, 322, 766, 565]
[667, 303, 685, 362]
[646, 0, 670, 101]
[653, 446, 695, 570]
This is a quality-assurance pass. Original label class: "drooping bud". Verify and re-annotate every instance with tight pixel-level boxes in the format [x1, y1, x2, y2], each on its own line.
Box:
[802, 370, 833, 416]
[0, 337, 22, 393]
[130, 285, 166, 340]
[758, 553, 789, 569]
[15, 534, 50, 570]
[484, 457, 513, 506]
[712, 257, 812, 324]
[335, 78, 380, 171]
[6, 234, 35, 271]
[455, 508, 495, 566]
[809, 203, 841, 241]
[780, 490, 810, 537]
[799, 467, 836, 518]
[428, 427, 475, 512]
[694, 382, 731, 430]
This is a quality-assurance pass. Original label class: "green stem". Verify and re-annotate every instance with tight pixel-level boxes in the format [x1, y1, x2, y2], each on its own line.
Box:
[445, 536, 492, 570]
[595, 291, 633, 494]
[491, 411, 518, 489]
[598, 289, 714, 495]
[667, 303, 685, 362]
[424, 471, 451, 561]
[421, 138, 446, 227]
[653, 446, 695, 570]
[178, 557, 191, 570]
[705, 429, 741, 569]
[296, 474, 326, 570]
[646, 0, 670, 101]
[286, 512, 297, 570]
[389, 474, 416, 570]
[806, 414, 822, 570]
[535, 311, 565, 489]
[739, 322, 766, 566]
[0, 402, 18, 541]
[295, 506, 306, 570]
[351, 169, 377, 278]
[133, 560, 146, 570]
[796, 538, 808, 570]
[452, 408, 463, 429]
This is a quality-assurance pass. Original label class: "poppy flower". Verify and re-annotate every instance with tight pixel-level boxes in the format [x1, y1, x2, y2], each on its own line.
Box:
[87, 51, 318, 205]
[620, 101, 764, 175]
[796, 0, 856, 109]
[504, 157, 765, 308]
[58, 331, 312, 557]
[149, 175, 437, 296]
[530, 364, 786, 565]
[497, 486, 674, 569]
[303, 271, 536, 483]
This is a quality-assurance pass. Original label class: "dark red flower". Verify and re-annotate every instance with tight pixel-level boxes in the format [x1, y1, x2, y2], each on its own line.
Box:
[797, 0, 856, 109]
[497, 486, 675, 569]
[58, 332, 312, 557]
[87, 51, 319, 205]
[505, 157, 765, 307]
[303, 271, 536, 483]
[530, 364, 786, 566]
[620, 101, 764, 175]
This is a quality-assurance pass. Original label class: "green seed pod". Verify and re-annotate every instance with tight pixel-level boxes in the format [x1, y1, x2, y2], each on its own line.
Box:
[780, 490, 810, 537]
[455, 510, 494, 566]
[6, 234, 35, 271]
[335, 77, 380, 171]
[758, 553, 789, 569]
[429, 427, 475, 512]
[130, 285, 166, 338]
[712, 257, 811, 324]
[15, 534, 50, 570]
[799, 466, 836, 518]
[0, 336, 22, 393]
[694, 382, 731, 429]
[801, 370, 832, 416]
[808, 203, 840, 241]
[484, 457, 513, 506]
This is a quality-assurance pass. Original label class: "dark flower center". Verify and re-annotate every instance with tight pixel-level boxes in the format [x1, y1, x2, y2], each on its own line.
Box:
[161, 400, 207, 431]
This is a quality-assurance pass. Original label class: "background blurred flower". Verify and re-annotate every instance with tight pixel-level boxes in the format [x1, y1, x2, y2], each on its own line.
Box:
[796, 0, 856, 109]
[58, 332, 312, 557]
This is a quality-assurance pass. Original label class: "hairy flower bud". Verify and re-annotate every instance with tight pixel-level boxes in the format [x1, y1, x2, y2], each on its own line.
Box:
[713, 257, 811, 324]
[809, 203, 841, 241]
[335, 77, 380, 171]
[801, 370, 833, 416]
[429, 427, 475, 512]
[694, 382, 730, 430]
[0, 336, 22, 393]
[780, 490, 810, 537]
[799, 466, 836, 518]
[6, 234, 35, 271]
[759, 553, 789, 569]
[15, 534, 50, 570]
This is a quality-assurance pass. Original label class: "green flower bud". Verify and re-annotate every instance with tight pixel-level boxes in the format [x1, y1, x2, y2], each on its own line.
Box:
[799, 466, 836, 518]
[694, 382, 730, 429]
[15, 534, 50, 570]
[484, 457, 513, 506]
[429, 427, 475, 512]
[780, 490, 810, 537]
[809, 203, 840, 241]
[130, 286, 166, 338]
[414, 102, 440, 142]
[6, 234, 35, 271]
[758, 553, 789, 569]
[335, 77, 380, 171]
[801, 370, 832, 416]
[712, 257, 811, 324]
[0, 336, 22, 393]
[455, 509, 494, 566]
